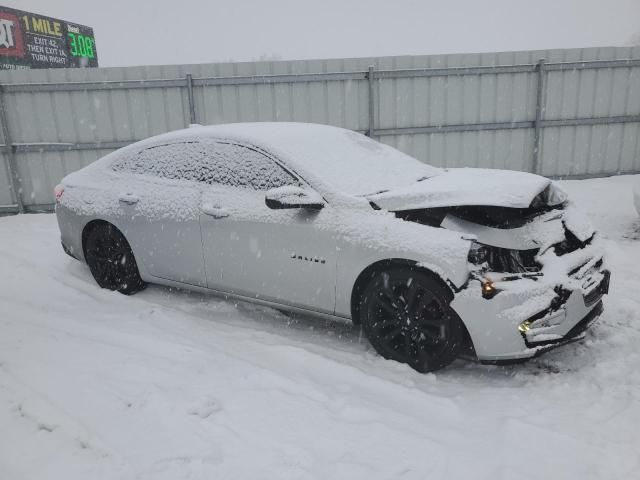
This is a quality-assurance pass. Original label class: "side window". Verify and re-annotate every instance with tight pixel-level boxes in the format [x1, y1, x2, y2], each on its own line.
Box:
[111, 142, 204, 182]
[200, 142, 300, 190]
[112, 140, 300, 190]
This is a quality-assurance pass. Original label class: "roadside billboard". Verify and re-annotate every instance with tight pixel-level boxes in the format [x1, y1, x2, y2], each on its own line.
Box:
[0, 5, 98, 69]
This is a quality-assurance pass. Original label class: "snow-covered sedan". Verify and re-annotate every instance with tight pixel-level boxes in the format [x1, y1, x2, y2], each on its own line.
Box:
[55, 123, 610, 372]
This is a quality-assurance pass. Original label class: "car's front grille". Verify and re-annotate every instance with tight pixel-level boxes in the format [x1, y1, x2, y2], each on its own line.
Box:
[487, 226, 596, 274]
[569, 258, 603, 278]
[584, 270, 611, 307]
[554, 227, 593, 256]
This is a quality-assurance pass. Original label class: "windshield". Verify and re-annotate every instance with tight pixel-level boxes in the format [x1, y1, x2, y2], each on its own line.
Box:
[278, 128, 441, 196]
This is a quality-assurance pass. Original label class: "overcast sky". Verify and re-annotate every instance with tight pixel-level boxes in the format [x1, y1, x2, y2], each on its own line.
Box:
[6, 0, 640, 67]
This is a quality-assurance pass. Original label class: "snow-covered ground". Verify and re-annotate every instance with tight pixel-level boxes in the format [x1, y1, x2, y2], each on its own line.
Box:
[1, 175, 639, 480]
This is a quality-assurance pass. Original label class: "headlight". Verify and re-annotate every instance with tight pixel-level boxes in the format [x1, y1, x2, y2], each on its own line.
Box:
[544, 183, 568, 206]
[467, 241, 489, 265]
[532, 183, 568, 207]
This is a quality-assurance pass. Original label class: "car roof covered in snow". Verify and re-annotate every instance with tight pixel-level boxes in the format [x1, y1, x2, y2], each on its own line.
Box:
[125, 122, 441, 196]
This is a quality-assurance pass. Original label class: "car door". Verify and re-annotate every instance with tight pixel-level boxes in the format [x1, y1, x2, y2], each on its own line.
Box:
[110, 141, 207, 287]
[198, 142, 338, 314]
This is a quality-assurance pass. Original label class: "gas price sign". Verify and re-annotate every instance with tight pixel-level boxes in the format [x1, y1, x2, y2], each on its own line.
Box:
[0, 5, 98, 70]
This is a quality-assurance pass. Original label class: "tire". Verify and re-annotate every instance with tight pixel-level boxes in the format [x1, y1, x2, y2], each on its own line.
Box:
[84, 223, 146, 295]
[359, 267, 464, 373]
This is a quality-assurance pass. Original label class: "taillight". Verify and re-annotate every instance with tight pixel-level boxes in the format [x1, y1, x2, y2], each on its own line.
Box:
[54, 184, 65, 202]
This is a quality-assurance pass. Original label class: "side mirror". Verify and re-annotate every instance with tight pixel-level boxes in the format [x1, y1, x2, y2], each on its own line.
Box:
[265, 186, 325, 210]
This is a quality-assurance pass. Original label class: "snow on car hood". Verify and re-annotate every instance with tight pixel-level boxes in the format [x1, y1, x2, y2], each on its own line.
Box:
[366, 168, 552, 210]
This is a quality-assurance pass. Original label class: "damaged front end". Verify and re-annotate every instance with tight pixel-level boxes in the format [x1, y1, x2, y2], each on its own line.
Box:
[395, 185, 610, 362]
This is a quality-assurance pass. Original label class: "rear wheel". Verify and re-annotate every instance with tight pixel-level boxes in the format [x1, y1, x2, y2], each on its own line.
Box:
[359, 267, 463, 373]
[84, 223, 145, 295]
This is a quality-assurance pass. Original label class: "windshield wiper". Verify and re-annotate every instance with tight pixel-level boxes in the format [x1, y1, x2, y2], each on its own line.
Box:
[359, 189, 389, 197]
[360, 175, 433, 197]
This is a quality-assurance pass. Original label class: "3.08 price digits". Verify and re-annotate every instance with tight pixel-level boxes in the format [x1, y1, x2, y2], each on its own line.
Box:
[68, 32, 94, 59]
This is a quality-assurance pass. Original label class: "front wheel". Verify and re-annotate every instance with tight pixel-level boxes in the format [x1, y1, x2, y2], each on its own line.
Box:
[359, 267, 464, 373]
[84, 223, 146, 295]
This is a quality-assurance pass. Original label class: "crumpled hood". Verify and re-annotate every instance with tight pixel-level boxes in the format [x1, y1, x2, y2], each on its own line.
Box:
[367, 168, 553, 211]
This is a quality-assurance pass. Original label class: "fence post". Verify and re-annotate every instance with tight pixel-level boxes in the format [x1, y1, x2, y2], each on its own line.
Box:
[532, 58, 546, 175]
[186, 73, 197, 125]
[367, 65, 375, 137]
[0, 85, 24, 214]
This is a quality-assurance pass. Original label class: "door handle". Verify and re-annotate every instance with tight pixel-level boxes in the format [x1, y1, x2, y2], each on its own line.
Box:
[202, 204, 229, 219]
[118, 193, 139, 205]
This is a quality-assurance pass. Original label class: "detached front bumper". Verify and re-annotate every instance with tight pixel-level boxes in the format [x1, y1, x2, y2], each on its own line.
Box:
[451, 266, 610, 363]
[518, 270, 609, 349]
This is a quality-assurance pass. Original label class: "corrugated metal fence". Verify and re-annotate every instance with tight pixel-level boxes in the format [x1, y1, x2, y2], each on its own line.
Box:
[1, 46, 640, 213]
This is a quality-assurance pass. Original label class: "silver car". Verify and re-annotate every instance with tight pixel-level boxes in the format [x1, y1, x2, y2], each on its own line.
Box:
[55, 122, 610, 372]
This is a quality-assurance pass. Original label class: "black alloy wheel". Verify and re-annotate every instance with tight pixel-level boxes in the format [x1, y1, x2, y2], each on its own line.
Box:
[360, 267, 464, 373]
[84, 223, 146, 295]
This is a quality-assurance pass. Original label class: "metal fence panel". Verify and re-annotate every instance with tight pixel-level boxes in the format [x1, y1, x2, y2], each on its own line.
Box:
[1, 46, 640, 212]
[540, 123, 640, 177]
[0, 152, 13, 207]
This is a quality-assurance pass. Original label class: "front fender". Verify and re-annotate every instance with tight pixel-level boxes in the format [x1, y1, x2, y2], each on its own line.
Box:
[333, 211, 472, 317]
